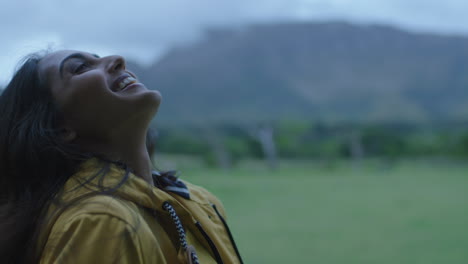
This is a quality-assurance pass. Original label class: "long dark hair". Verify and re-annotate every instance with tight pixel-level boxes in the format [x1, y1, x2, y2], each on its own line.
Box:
[0, 53, 93, 263]
[0, 52, 176, 264]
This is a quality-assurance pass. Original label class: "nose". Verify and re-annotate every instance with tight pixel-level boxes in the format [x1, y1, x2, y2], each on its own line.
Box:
[106, 55, 126, 73]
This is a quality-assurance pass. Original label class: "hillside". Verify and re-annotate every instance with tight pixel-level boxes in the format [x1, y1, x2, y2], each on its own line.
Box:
[132, 21, 468, 124]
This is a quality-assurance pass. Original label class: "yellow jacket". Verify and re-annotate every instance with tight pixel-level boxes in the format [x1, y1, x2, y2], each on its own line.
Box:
[37, 158, 243, 264]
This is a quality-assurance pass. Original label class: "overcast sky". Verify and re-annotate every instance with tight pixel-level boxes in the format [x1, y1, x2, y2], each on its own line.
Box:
[1, 0, 468, 85]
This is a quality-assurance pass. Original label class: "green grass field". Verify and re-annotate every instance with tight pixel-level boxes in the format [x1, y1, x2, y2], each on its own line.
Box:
[157, 156, 468, 263]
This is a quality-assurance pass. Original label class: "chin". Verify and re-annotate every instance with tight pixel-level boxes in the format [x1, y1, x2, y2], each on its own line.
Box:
[148, 90, 162, 106]
[140, 90, 162, 115]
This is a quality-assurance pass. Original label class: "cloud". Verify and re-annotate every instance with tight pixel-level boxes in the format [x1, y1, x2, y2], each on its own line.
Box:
[1, 0, 468, 84]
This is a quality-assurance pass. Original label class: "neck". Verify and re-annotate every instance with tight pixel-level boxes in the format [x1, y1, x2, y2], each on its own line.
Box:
[77, 129, 155, 186]
[114, 143, 154, 186]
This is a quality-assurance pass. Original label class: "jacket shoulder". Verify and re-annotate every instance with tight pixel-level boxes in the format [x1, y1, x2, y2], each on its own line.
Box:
[40, 210, 166, 264]
[52, 194, 142, 228]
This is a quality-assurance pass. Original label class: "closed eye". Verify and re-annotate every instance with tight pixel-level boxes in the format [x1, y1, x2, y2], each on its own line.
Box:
[73, 62, 90, 74]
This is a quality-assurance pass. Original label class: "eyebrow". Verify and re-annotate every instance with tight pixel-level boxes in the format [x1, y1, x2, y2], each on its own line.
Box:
[59, 53, 100, 78]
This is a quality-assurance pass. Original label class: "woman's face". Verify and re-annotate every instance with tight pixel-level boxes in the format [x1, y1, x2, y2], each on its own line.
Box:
[38, 50, 161, 141]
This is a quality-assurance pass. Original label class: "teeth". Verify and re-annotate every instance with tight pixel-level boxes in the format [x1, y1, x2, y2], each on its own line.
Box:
[118, 76, 137, 91]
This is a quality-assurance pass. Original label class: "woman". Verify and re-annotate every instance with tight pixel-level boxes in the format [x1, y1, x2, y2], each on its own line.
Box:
[0, 50, 243, 263]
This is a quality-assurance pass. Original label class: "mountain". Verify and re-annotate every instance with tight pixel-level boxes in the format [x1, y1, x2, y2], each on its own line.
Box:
[132, 21, 468, 124]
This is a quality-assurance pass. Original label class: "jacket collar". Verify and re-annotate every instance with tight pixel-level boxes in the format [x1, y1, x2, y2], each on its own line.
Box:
[61, 158, 190, 214]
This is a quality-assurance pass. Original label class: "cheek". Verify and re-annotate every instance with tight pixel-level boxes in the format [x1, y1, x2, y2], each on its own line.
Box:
[63, 76, 109, 112]
[57, 73, 118, 132]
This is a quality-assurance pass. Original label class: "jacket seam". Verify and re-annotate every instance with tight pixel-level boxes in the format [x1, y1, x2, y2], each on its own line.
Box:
[62, 212, 140, 231]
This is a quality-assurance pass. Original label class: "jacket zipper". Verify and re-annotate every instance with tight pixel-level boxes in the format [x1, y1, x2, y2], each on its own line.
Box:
[211, 204, 244, 264]
[195, 221, 224, 264]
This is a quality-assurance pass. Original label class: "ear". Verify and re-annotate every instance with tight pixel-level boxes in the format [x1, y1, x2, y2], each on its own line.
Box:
[58, 126, 77, 143]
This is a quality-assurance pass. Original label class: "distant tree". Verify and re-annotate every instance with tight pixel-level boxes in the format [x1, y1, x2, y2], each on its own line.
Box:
[455, 132, 468, 157]
[348, 130, 364, 161]
[256, 125, 278, 169]
[156, 128, 210, 155]
[361, 126, 407, 158]
[204, 129, 232, 169]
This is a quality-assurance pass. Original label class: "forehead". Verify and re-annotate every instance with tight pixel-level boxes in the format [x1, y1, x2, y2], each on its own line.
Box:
[39, 50, 94, 81]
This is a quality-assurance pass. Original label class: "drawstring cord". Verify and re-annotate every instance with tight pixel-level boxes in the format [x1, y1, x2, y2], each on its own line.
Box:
[163, 201, 200, 264]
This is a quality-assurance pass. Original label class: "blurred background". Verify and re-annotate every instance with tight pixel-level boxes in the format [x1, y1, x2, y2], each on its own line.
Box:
[2, 0, 468, 263]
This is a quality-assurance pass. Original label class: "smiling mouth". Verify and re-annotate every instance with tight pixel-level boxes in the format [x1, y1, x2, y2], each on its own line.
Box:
[115, 76, 138, 92]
